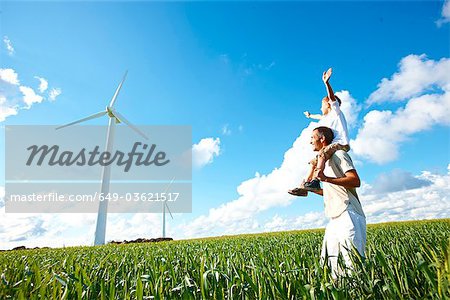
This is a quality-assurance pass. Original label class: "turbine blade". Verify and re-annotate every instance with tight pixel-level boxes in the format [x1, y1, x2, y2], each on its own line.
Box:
[109, 71, 128, 108]
[112, 109, 148, 140]
[56, 111, 107, 130]
[163, 177, 175, 193]
[165, 201, 173, 219]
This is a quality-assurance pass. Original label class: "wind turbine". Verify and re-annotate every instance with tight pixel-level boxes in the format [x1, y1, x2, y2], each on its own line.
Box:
[56, 71, 148, 245]
[161, 177, 175, 238]
[162, 199, 173, 238]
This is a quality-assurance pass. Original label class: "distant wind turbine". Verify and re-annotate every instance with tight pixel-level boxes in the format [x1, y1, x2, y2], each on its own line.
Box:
[161, 177, 175, 238]
[56, 71, 148, 245]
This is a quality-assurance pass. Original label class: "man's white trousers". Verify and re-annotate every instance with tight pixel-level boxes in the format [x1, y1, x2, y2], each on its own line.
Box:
[321, 208, 366, 277]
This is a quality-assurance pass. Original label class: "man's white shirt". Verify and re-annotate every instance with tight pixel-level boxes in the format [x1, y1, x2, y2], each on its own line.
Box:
[322, 150, 365, 218]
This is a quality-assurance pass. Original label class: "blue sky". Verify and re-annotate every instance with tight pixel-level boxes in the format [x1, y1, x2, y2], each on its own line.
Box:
[0, 1, 449, 248]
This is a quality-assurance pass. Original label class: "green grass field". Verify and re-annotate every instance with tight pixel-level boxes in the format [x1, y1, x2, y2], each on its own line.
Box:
[1, 219, 449, 299]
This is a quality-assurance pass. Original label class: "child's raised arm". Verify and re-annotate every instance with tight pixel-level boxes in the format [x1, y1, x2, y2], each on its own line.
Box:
[322, 68, 336, 102]
[304, 111, 322, 120]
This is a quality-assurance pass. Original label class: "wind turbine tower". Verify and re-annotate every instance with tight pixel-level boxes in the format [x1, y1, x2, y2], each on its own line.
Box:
[56, 72, 147, 245]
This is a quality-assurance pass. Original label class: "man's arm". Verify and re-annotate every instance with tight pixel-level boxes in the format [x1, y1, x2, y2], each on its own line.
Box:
[317, 169, 361, 189]
[322, 68, 336, 102]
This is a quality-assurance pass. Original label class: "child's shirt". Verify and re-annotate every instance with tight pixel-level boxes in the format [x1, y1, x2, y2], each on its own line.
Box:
[319, 100, 350, 146]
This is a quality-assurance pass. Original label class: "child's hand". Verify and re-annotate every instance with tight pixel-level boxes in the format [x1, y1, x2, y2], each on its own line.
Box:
[303, 111, 311, 118]
[322, 68, 332, 83]
[316, 170, 327, 181]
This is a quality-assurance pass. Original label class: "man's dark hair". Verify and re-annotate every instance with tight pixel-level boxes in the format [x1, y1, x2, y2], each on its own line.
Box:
[334, 95, 342, 106]
[314, 126, 334, 145]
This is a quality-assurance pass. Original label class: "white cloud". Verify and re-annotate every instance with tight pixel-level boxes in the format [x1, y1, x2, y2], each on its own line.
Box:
[106, 213, 162, 242]
[34, 76, 48, 93]
[444, 0, 450, 18]
[0, 96, 18, 122]
[3, 36, 14, 56]
[0, 69, 22, 121]
[48, 87, 62, 101]
[0, 201, 166, 249]
[222, 124, 231, 136]
[263, 211, 326, 232]
[335, 90, 361, 128]
[0, 68, 60, 122]
[19, 86, 44, 108]
[263, 215, 287, 232]
[0, 203, 97, 250]
[436, 0, 450, 27]
[367, 55, 450, 105]
[181, 122, 317, 238]
[0, 68, 20, 85]
[192, 137, 221, 168]
[351, 55, 450, 164]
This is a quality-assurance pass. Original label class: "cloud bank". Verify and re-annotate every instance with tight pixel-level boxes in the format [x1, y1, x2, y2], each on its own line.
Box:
[184, 165, 449, 238]
[351, 55, 450, 164]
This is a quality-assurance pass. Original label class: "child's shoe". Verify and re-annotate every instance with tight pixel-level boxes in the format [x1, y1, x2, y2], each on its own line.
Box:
[303, 179, 321, 191]
[288, 188, 308, 197]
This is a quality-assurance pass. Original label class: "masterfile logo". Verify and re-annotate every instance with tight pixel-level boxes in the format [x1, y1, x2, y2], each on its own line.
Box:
[26, 142, 170, 172]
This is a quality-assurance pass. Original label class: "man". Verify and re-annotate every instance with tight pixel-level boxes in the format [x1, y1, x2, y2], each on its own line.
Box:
[309, 126, 366, 278]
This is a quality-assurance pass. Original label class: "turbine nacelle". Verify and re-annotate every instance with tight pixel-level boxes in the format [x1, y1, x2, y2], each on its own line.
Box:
[56, 73, 148, 140]
[106, 106, 121, 124]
